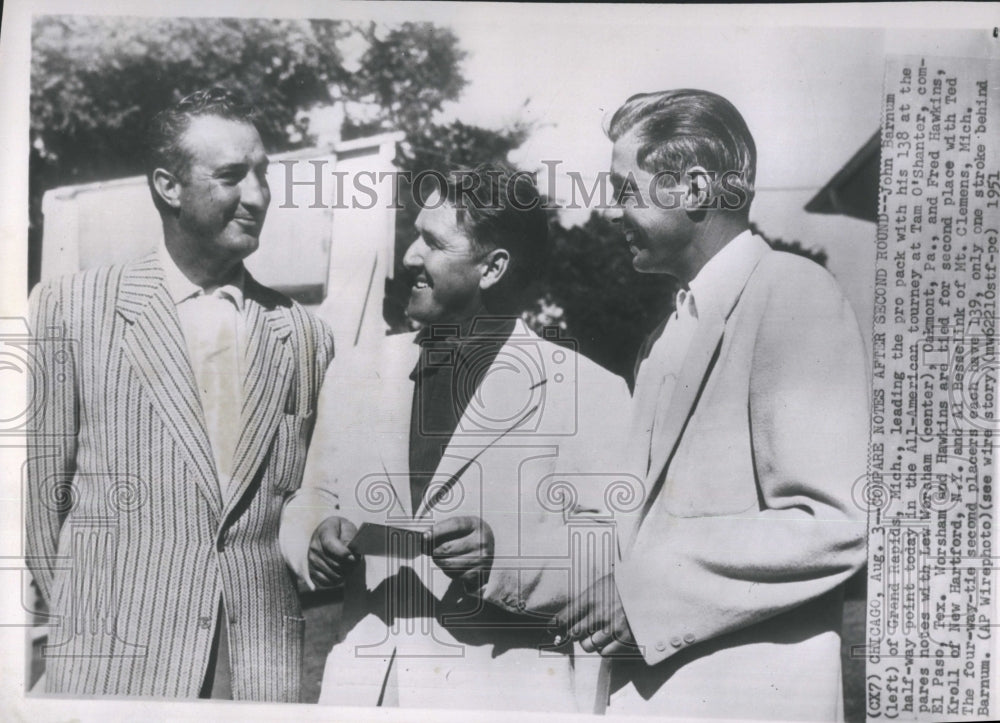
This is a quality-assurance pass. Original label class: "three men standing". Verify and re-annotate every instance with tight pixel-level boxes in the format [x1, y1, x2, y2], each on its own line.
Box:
[27, 85, 869, 716]
[27, 88, 334, 700]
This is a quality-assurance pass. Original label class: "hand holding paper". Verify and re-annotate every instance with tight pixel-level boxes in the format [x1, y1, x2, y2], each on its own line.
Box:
[308, 515, 361, 588]
[426, 515, 495, 589]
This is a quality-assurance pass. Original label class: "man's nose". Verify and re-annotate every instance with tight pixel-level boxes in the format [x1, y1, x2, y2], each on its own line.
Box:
[605, 203, 623, 223]
[241, 172, 271, 212]
[402, 237, 426, 269]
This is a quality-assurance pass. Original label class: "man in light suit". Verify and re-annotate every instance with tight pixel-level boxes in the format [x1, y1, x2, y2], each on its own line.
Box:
[280, 163, 633, 711]
[556, 89, 870, 719]
[26, 87, 334, 700]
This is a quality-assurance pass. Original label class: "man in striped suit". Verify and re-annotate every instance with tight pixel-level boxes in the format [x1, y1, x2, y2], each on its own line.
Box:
[26, 87, 334, 700]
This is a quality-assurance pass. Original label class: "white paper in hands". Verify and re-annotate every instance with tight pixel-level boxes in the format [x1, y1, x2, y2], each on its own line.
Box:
[347, 522, 428, 559]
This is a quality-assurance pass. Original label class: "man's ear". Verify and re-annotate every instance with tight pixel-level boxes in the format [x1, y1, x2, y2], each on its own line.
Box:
[152, 168, 183, 210]
[479, 248, 511, 291]
[684, 166, 713, 210]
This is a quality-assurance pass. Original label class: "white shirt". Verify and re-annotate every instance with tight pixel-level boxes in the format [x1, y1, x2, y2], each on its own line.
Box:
[159, 245, 246, 493]
[632, 230, 761, 474]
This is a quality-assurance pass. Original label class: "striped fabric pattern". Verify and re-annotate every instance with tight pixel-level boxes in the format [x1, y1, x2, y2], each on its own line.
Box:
[26, 254, 334, 700]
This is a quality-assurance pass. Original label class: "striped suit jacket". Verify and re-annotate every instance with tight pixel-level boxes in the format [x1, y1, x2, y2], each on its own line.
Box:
[26, 254, 334, 700]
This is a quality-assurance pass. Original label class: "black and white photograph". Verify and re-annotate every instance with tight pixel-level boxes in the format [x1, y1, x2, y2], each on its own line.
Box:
[0, 2, 997, 721]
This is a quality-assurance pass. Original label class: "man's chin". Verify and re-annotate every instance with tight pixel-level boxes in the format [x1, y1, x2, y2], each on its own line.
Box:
[405, 301, 431, 326]
[631, 251, 655, 273]
[406, 302, 459, 327]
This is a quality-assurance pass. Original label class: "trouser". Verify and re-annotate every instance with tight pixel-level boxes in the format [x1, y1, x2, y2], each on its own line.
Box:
[199, 601, 232, 699]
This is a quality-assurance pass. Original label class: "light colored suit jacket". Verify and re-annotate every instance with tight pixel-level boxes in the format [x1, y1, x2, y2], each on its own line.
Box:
[610, 236, 869, 720]
[280, 321, 634, 712]
[26, 254, 334, 700]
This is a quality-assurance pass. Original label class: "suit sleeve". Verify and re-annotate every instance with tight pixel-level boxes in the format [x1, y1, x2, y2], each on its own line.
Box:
[615, 270, 870, 665]
[479, 362, 637, 616]
[25, 279, 79, 606]
[280, 358, 345, 589]
[280, 341, 379, 589]
[317, 318, 335, 376]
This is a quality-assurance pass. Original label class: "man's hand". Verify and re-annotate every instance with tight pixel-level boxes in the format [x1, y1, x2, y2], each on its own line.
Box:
[551, 574, 639, 656]
[425, 515, 495, 589]
[308, 516, 361, 588]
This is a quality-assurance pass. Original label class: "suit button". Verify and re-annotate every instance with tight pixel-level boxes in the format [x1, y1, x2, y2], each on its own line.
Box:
[683, 633, 696, 644]
[198, 616, 212, 630]
[655, 640, 667, 652]
[670, 636, 683, 648]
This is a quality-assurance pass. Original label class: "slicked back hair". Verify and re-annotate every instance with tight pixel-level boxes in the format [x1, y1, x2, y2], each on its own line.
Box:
[146, 87, 262, 213]
[606, 89, 756, 210]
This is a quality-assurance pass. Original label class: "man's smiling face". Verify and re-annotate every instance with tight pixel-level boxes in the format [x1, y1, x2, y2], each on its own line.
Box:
[610, 129, 695, 277]
[402, 191, 489, 325]
[174, 115, 271, 267]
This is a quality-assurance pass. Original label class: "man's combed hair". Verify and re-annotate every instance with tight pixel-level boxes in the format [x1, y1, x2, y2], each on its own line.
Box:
[606, 89, 757, 209]
[146, 86, 261, 184]
[440, 162, 551, 312]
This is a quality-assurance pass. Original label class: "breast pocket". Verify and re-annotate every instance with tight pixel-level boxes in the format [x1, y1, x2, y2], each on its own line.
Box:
[270, 412, 314, 493]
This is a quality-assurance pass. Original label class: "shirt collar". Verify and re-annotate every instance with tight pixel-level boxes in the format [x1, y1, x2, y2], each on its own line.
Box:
[411, 315, 517, 381]
[157, 244, 246, 311]
[686, 229, 758, 317]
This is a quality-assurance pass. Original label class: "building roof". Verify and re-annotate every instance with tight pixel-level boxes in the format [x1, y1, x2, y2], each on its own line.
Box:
[804, 130, 880, 223]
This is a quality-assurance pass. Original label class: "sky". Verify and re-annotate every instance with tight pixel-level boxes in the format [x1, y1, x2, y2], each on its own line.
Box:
[401, 8, 993, 337]
[3, 2, 995, 338]
[450, 21, 885, 199]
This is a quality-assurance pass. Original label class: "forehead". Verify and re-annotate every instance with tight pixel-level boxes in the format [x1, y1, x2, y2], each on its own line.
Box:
[610, 129, 646, 179]
[179, 115, 265, 168]
[415, 193, 473, 247]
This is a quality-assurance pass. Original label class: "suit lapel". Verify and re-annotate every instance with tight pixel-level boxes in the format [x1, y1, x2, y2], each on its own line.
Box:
[376, 334, 421, 519]
[642, 308, 726, 503]
[628, 316, 671, 474]
[637, 236, 770, 531]
[224, 281, 293, 511]
[117, 255, 223, 516]
[414, 326, 544, 520]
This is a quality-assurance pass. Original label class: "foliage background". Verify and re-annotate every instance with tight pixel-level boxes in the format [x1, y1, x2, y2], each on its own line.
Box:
[28, 15, 860, 720]
[29, 15, 828, 383]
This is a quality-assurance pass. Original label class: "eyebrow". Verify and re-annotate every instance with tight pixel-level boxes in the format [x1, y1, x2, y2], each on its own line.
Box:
[421, 227, 443, 246]
[214, 162, 249, 175]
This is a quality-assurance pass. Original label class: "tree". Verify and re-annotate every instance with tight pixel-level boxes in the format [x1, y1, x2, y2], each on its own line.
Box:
[749, 222, 828, 267]
[333, 24, 531, 330]
[531, 218, 830, 383]
[532, 212, 676, 383]
[31, 17, 350, 182]
[28, 17, 520, 290]
[341, 22, 467, 142]
[29, 16, 358, 285]
[28, 16, 825, 384]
